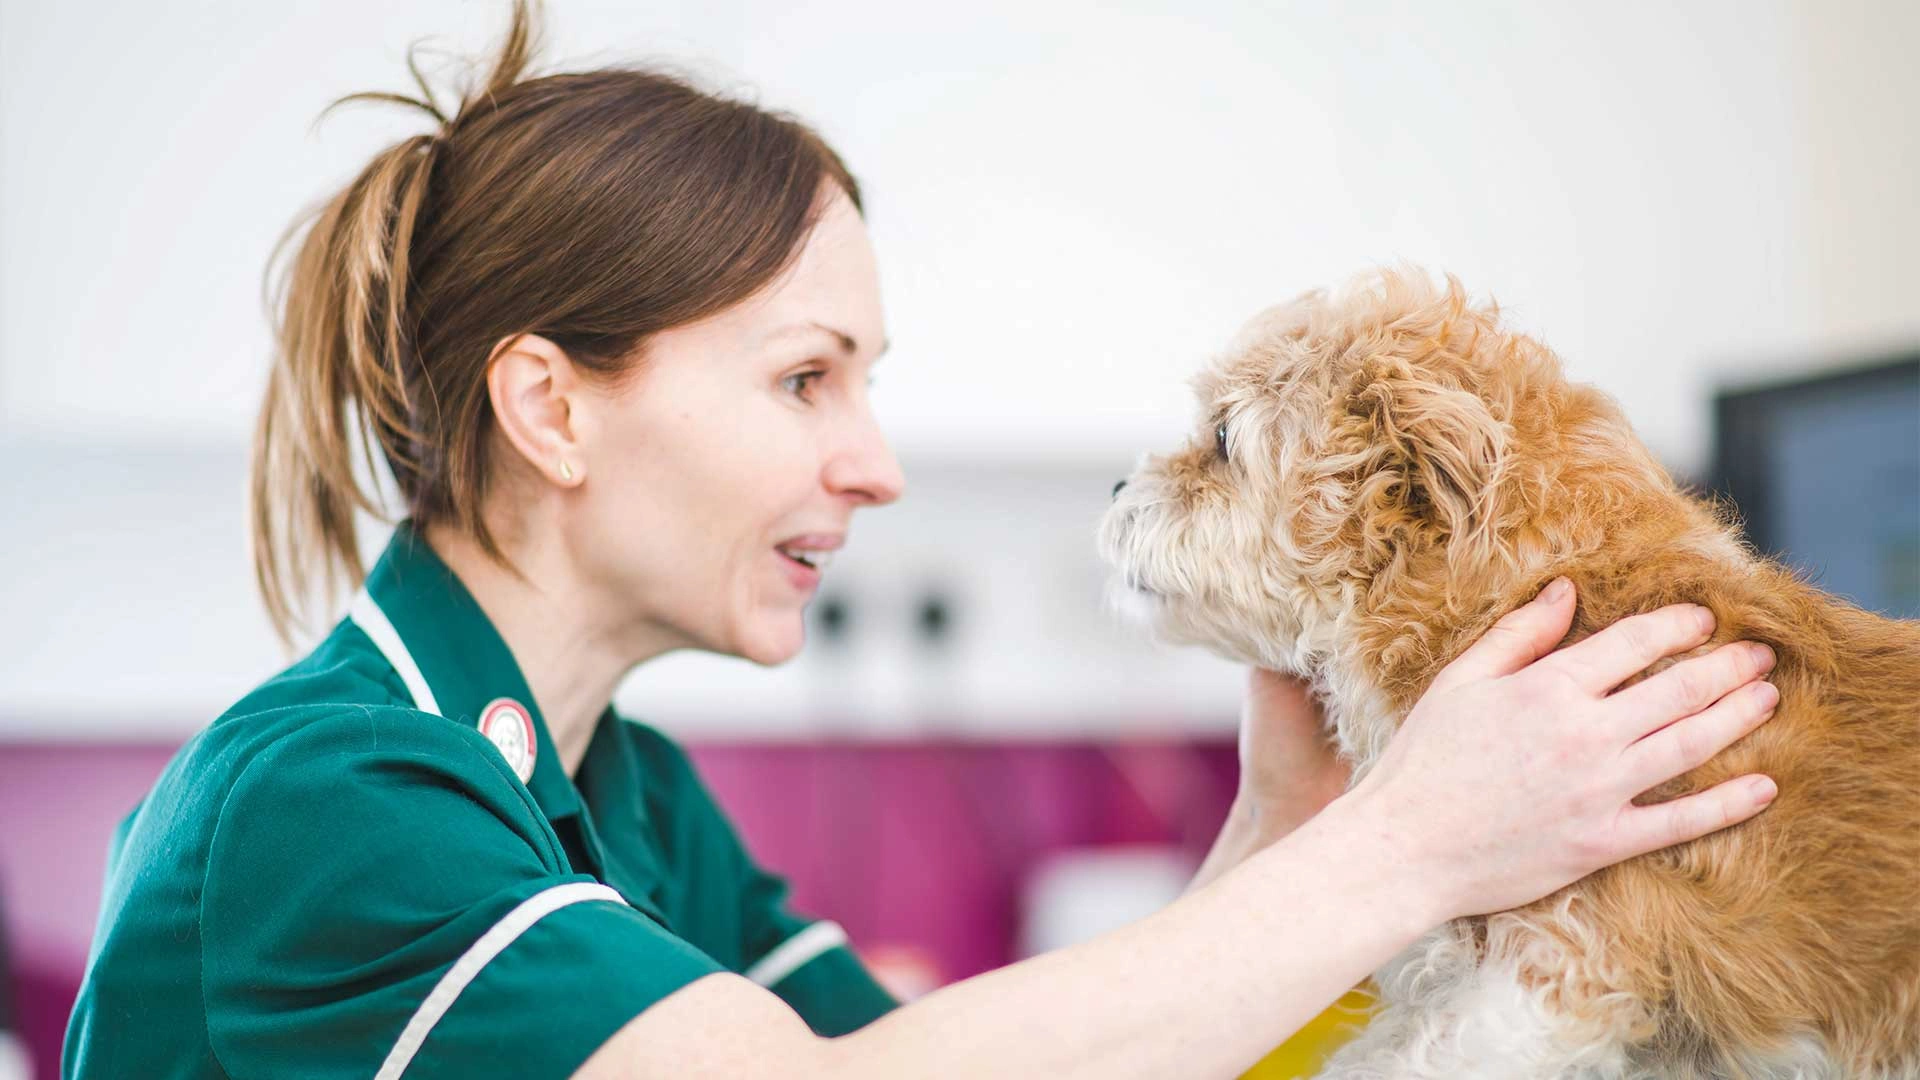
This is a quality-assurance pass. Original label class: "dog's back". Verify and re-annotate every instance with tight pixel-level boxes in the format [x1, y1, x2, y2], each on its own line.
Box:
[1555, 537, 1920, 1077]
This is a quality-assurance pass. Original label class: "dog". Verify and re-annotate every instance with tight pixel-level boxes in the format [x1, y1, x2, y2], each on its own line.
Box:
[1099, 268, 1920, 1079]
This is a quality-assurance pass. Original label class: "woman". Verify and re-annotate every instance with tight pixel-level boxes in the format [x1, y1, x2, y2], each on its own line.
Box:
[62, 5, 1781, 1077]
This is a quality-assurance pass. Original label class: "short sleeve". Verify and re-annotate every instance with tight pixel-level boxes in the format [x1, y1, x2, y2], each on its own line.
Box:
[638, 729, 900, 1037]
[202, 710, 723, 1079]
[734, 851, 902, 1037]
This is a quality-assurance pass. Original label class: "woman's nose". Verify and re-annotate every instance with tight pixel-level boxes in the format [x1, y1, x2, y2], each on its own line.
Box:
[825, 424, 906, 506]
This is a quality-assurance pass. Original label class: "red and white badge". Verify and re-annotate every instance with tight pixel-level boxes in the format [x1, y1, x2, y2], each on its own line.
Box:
[478, 697, 536, 783]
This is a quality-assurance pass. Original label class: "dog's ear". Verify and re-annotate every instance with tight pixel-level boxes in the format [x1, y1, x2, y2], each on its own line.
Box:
[1340, 359, 1509, 570]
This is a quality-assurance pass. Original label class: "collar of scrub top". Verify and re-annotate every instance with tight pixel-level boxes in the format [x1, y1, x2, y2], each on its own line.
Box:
[348, 520, 673, 921]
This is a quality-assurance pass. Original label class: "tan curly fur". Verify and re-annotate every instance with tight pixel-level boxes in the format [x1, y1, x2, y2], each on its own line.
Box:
[1100, 268, 1920, 1078]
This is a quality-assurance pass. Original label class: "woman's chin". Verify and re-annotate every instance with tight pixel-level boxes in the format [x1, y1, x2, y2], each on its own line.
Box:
[733, 612, 807, 666]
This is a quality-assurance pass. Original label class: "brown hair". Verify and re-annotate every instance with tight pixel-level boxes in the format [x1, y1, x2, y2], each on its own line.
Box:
[251, 0, 860, 643]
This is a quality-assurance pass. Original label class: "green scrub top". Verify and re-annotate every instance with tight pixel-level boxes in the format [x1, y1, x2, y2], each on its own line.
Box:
[62, 522, 898, 1078]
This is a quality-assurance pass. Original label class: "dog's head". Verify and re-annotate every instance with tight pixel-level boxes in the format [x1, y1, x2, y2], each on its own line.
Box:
[1099, 267, 1661, 690]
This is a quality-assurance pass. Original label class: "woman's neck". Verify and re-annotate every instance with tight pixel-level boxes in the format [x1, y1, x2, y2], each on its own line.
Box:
[421, 520, 674, 777]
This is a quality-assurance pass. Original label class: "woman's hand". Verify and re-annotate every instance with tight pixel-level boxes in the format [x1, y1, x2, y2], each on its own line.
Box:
[1340, 577, 1780, 923]
[1237, 669, 1350, 834]
[1185, 671, 1352, 894]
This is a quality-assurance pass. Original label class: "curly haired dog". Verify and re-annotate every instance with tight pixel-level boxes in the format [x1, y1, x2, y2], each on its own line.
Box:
[1099, 269, 1920, 1079]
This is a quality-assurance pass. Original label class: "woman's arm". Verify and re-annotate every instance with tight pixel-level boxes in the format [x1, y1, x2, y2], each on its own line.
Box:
[821, 790, 1438, 1078]
[585, 795, 1434, 1080]
[580, 580, 1781, 1078]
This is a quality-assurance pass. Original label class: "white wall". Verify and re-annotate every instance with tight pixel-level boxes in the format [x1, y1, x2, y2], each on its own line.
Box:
[1793, 0, 1920, 354]
[0, 0, 742, 441]
[9, 0, 1917, 467]
[3, 0, 1915, 738]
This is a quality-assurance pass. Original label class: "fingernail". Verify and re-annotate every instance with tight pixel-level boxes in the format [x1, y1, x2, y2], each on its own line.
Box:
[1694, 605, 1716, 634]
[1754, 680, 1779, 708]
[1750, 777, 1778, 803]
[1750, 643, 1776, 672]
[1542, 577, 1571, 603]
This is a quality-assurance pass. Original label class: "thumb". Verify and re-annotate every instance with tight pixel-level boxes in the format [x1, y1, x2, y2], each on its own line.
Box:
[1428, 577, 1576, 695]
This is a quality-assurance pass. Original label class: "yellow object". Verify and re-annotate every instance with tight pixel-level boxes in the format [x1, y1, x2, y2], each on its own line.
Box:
[1239, 987, 1375, 1079]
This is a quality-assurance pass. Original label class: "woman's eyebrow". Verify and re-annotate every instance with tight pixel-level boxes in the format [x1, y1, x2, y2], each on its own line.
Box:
[786, 320, 889, 358]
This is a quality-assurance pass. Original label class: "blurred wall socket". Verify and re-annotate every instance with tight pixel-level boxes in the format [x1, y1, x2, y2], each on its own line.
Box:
[633, 459, 1250, 737]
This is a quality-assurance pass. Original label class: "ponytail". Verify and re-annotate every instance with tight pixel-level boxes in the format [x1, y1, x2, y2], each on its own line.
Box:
[250, 129, 435, 644]
[251, 5, 539, 645]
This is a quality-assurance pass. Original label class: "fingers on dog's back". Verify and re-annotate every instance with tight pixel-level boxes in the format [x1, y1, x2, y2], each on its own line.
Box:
[1613, 642, 1776, 741]
[1622, 678, 1780, 794]
[1548, 604, 1717, 695]
[1432, 579, 1576, 694]
[1616, 773, 1778, 859]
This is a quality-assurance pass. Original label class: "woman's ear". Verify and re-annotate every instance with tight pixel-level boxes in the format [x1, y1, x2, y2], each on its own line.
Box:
[486, 333, 586, 488]
[1343, 358, 1509, 569]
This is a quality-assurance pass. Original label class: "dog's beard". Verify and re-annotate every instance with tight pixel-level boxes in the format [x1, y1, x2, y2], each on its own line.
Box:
[1102, 577, 1164, 629]
[1099, 501, 1317, 674]
[1103, 580, 1262, 665]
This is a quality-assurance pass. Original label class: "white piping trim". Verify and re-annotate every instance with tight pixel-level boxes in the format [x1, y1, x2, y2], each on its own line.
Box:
[349, 588, 442, 717]
[375, 881, 625, 1079]
[743, 920, 847, 989]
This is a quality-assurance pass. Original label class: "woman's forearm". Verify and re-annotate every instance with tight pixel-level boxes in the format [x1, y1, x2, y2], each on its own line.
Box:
[822, 792, 1438, 1080]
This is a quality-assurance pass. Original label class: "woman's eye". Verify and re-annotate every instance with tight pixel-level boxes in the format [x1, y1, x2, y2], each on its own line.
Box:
[1215, 421, 1230, 461]
[784, 371, 825, 400]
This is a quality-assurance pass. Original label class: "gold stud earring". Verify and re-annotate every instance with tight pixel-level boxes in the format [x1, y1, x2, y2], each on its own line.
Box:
[558, 460, 575, 482]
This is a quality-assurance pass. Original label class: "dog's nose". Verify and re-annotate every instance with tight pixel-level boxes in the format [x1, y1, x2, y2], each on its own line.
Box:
[1111, 479, 1127, 498]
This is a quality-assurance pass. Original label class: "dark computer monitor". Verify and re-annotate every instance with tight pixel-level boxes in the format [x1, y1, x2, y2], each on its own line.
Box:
[1708, 355, 1920, 619]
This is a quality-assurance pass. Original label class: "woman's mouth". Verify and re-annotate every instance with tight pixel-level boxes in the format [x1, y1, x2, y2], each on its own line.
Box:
[774, 535, 843, 592]
[775, 544, 834, 572]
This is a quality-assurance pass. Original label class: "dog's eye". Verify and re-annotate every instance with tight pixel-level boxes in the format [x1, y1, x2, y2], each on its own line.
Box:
[1215, 421, 1230, 462]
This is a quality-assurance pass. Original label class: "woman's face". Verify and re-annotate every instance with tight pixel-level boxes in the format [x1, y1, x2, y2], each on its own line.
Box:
[568, 191, 903, 666]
